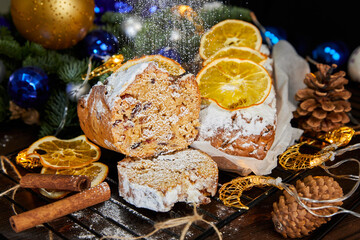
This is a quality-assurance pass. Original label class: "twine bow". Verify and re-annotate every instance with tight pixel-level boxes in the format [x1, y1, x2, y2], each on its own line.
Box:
[101, 204, 222, 240]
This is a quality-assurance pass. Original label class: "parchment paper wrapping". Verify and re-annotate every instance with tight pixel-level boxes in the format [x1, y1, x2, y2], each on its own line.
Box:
[191, 40, 308, 176]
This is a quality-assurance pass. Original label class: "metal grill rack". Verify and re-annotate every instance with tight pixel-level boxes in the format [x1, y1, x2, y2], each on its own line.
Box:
[0, 148, 359, 240]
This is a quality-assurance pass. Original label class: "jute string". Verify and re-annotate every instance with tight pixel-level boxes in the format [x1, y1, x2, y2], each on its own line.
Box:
[0, 155, 49, 232]
[101, 204, 222, 240]
[0, 155, 22, 215]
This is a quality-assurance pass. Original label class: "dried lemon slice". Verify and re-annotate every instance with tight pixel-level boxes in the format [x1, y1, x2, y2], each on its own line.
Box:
[115, 55, 185, 76]
[27, 135, 100, 169]
[39, 162, 108, 199]
[199, 19, 262, 60]
[203, 46, 266, 66]
[196, 58, 272, 110]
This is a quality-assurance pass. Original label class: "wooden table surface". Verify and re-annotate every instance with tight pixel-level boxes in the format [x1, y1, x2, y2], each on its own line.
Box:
[1, 119, 360, 240]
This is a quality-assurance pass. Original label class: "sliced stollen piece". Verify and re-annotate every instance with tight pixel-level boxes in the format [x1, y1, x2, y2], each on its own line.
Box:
[117, 148, 218, 212]
[196, 87, 277, 160]
[77, 60, 201, 158]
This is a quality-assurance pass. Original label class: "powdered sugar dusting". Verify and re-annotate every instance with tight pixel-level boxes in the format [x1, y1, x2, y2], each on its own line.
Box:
[197, 87, 276, 140]
[106, 62, 150, 108]
[117, 149, 218, 212]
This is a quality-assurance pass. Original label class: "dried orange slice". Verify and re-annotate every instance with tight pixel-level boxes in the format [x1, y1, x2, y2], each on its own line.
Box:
[199, 19, 262, 60]
[196, 58, 272, 110]
[39, 162, 108, 199]
[202, 46, 267, 66]
[116, 55, 185, 76]
[27, 135, 101, 170]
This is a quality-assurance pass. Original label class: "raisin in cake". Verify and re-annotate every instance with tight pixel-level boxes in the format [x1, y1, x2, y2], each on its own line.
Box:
[78, 59, 200, 158]
[117, 148, 218, 212]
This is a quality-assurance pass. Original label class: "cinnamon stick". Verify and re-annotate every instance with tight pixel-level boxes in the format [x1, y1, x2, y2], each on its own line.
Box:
[9, 182, 111, 233]
[20, 173, 90, 192]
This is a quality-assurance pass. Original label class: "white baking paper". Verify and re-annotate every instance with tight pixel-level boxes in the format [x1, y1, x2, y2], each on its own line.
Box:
[191, 40, 307, 176]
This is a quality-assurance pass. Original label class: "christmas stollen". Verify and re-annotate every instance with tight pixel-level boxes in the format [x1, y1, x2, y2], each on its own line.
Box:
[78, 58, 200, 158]
[192, 41, 304, 175]
[117, 149, 218, 212]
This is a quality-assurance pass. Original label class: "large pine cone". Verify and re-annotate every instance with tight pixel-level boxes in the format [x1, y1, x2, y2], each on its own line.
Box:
[272, 175, 343, 238]
[293, 63, 352, 132]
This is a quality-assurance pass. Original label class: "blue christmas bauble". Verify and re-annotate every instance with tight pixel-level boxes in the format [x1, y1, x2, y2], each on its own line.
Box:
[83, 29, 120, 60]
[94, 0, 133, 23]
[262, 26, 287, 45]
[154, 47, 182, 63]
[141, 3, 159, 18]
[0, 16, 11, 29]
[312, 41, 349, 66]
[8, 67, 50, 108]
[114, 1, 133, 13]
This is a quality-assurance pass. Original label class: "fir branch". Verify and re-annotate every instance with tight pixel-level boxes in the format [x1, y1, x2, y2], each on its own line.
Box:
[22, 51, 60, 74]
[21, 41, 47, 57]
[0, 55, 21, 78]
[100, 12, 128, 25]
[102, 23, 125, 43]
[134, 8, 201, 61]
[96, 72, 112, 83]
[38, 90, 79, 137]
[118, 45, 137, 61]
[0, 27, 14, 41]
[199, 5, 252, 29]
[22, 51, 77, 75]
[0, 39, 22, 60]
[134, 9, 175, 56]
[58, 59, 89, 84]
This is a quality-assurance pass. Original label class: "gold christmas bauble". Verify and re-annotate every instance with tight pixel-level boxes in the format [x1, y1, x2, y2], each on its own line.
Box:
[11, 0, 95, 50]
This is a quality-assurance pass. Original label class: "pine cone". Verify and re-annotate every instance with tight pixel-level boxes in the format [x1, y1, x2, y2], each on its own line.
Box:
[293, 63, 352, 132]
[272, 175, 343, 238]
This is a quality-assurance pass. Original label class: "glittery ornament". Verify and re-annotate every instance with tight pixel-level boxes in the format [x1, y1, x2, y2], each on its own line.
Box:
[169, 29, 182, 42]
[262, 26, 287, 45]
[141, 2, 159, 18]
[16, 149, 42, 169]
[312, 41, 349, 67]
[114, 1, 134, 13]
[82, 54, 124, 81]
[66, 82, 91, 102]
[10, 0, 95, 50]
[8, 67, 50, 108]
[122, 16, 143, 39]
[82, 30, 120, 59]
[171, 5, 204, 35]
